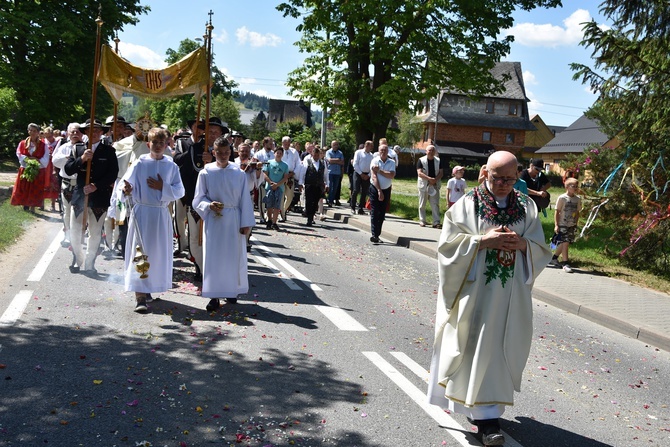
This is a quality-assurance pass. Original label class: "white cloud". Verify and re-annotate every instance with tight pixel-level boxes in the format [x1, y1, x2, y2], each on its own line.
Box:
[238, 77, 257, 84]
[212, 30, 228, 44]
[526, 89, 544, 118]
[505, 9, 592, 48]
[235, 26, 282, 47]
[523, 70, 538, 86]
[116, 41, 167, 69]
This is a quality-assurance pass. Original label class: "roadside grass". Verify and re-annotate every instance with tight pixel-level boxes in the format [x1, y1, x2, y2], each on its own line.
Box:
[341, 177, 670, 293]
[0, 200, 34, 252]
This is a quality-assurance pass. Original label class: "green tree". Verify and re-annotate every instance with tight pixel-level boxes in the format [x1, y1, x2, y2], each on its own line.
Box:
[210, 95, 241, 131]
[277, 0, 560, 144]
[246, 114, 269, 142]
[0, 87, 19, 157]
[0, 0, 149, 153]
[148, 38, 237, 129]
[271, 119, 317, 149]
[396, 110, 423, 149]
[571, 0, 670, 277]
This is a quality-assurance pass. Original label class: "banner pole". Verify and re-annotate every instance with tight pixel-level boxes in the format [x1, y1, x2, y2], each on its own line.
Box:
[82, 6, 104, 241]
[203, 12, 214, 149]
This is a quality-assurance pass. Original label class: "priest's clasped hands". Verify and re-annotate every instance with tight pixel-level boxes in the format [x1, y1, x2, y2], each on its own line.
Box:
[480, 225, 528, 252]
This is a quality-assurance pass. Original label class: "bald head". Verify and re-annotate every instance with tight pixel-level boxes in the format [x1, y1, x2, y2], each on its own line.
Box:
[486, 151, 518, 172]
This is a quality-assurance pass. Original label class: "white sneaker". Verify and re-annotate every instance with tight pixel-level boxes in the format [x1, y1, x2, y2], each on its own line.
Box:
[562, 264, 573, 273]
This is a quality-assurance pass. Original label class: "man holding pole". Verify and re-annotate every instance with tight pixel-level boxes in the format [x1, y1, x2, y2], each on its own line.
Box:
[64, 118, 119, 274]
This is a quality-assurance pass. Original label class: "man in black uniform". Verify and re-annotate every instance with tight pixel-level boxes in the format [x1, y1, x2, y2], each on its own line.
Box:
[174, 117, 229, 281]
[64, 118, 119, 274]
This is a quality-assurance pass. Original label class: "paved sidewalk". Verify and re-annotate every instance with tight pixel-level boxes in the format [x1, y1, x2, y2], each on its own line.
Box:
[322, 205, 670, 352]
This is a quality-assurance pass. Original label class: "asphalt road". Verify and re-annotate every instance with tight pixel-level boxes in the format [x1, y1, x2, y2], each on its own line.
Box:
[0, 214, 668, 446]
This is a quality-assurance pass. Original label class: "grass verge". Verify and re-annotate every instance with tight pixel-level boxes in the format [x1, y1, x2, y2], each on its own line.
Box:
[0, 200, 35, 252]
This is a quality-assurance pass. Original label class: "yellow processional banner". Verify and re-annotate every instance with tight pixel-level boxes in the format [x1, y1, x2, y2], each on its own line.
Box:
[99, 45, 209, 101]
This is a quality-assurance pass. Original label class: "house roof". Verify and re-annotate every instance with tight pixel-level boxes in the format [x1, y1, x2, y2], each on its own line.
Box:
[535, 115, 608, 154]
[438, 110, 538, 130]
[442, 61, 529, 101]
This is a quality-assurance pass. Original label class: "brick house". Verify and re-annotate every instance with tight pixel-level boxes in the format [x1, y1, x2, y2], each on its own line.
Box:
[415, 61, 537, 167]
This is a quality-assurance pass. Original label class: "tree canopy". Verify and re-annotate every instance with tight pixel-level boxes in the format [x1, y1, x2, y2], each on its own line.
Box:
[147, 38, 239, 131]
[277, 0, 561, 144]
[570, 0, 670, 277]
[0, 0, 148, 153]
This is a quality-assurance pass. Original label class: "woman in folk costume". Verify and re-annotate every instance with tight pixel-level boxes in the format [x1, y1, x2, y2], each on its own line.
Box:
[43, 127, 62, 211]
[193, 135, 255, 313]
[427, 151, 551, 446]
[119, 128, 185, 313]
[11, 123, 50, 211]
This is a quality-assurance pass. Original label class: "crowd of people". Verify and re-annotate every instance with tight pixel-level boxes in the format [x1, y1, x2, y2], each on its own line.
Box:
[10, 116, 407, 312]
[10, 119, 584, 445]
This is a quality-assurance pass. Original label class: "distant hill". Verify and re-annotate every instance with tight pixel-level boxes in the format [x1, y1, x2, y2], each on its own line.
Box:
[234, 91, 269, 111]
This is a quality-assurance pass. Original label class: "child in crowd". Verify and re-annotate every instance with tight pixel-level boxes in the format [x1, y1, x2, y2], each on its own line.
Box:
[446, 165, 467, 208]
[262, 147, 289, 231]
[120, 128, 185, 312]
[549, 177, 582, 273]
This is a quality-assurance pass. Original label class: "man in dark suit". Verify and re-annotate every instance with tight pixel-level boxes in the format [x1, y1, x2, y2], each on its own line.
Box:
[64, 118, 119, 274]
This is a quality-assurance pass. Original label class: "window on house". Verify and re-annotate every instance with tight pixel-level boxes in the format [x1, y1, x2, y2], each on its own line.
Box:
[505, 133, 515, 144]
[508, 104, 518, 115]
[485, 101, 495, 114]
[482, 131, 492, 142]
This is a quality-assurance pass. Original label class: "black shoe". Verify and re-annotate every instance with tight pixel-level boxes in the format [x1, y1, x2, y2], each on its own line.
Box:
[279, 216, 287, 222]
[335, 200, 341, 206]
[206, 299, 220, 312]
[134, 296, 148, 313]
[370, 236, 379, 243]
[69, 265, 80, 273]
[225, 298, 237, 304]
[272, 223, 280, 231]
[481, 432, 505, 446]
[306, 219, 314, 226]
[476, 419, 504, 446]
[357, 209, 365, 215]
[266, 221, 272, 230]
[247, 244, 252, 253]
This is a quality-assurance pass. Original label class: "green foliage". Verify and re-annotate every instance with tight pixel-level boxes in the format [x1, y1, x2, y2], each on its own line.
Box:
[0, 0, 149, 153]
[210, 95, 241, 131]
[328, 127, 357, 159]
[246, 114, 270, 142]
[235, 91, 270, 111]
[396, 110, 423, 149]
[0, 87, 19, 157]
[270, 119, 317, 149]
[570, 0, 670, 276]
[277, 0, 561, 143]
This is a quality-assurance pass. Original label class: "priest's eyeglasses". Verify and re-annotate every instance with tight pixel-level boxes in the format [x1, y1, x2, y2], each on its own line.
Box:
[490, 176, 517, 186]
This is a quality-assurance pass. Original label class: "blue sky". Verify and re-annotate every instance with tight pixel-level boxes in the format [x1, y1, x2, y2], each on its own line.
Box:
[115, 0, 607, 127]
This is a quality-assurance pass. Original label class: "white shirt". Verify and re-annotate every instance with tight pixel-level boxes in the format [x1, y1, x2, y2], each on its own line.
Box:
[353, 149, 374, 175]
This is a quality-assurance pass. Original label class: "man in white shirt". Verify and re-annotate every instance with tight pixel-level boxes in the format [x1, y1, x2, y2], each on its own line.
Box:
[52, 122, 83, 247]
[253, 137, 275, 223]
[369, 144, 396, 243]
[351, 140, 374, 215]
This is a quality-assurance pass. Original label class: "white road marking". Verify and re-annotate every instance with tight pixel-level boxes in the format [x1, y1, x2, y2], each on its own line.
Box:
[251, 238, 323, 291]
[315, 305, 368, 331]
[26, 233, 62, 282]
[251, 249, 303, 291]
[372, 351, 523, 447]
[0, 290, 34, 326]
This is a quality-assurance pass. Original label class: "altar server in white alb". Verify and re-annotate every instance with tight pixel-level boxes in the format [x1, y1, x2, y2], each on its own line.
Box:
[120, 128, 185, 313]
[193, 136, 255, 313]
[427, 151, 551, 447]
